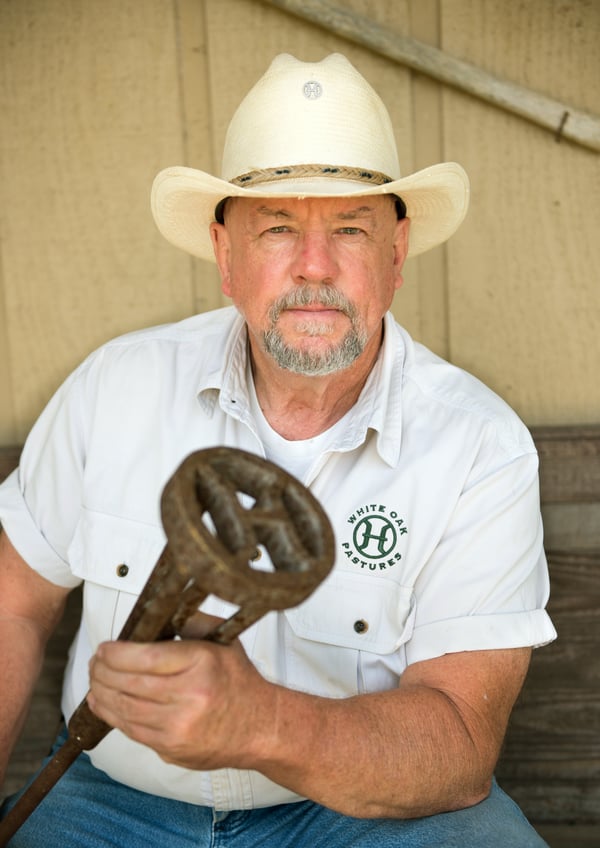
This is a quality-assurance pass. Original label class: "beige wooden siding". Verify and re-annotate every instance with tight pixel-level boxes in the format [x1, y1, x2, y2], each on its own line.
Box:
[0, 0, 598, 444]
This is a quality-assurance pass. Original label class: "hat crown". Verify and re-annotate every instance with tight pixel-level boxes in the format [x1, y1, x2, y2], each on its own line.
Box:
[221, 54, 401, 182]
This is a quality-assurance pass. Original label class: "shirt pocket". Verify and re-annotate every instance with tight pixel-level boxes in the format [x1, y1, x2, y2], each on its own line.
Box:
[283, 571, 416, 697]
[68, 509, 166, 647]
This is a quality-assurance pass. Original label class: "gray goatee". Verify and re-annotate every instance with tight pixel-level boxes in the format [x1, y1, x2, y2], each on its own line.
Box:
[262, 286, 367, 376]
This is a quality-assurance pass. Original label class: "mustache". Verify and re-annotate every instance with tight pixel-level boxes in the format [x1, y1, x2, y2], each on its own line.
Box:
[268, 285, 357, 324]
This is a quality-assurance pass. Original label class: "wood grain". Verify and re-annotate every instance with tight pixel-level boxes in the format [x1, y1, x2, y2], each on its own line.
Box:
[495, 428, 600, 836]
[0, 0, 196, 440]
[442, 0, 600, 427]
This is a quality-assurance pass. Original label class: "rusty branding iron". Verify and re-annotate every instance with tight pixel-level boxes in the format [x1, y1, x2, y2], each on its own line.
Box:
[0, 447, 335, 844]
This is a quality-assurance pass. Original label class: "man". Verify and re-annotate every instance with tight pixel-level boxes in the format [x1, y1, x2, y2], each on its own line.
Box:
[0, 53, 555, 846]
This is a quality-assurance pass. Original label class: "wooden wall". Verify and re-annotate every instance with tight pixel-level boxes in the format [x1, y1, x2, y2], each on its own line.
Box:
[1, 0, 599, 445]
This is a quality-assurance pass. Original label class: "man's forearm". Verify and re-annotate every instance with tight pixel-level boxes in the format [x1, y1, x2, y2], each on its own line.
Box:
[246, 647, 529, 819]
[245, 683, 490, 819]
[0, 531, 70, 789]
[0, 618, 47, 788]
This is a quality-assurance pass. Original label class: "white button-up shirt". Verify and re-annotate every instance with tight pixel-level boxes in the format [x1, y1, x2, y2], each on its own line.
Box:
[0, 307, 556, 809]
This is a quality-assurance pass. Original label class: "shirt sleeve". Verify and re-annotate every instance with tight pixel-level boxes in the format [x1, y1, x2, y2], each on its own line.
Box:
[405, 448, 557, 665]
[0, 355, 95, 587]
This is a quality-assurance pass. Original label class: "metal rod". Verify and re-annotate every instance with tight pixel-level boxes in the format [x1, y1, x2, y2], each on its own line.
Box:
[0, 601, 274, 845]
[261, 0, 600, 153]
[0, 737, 83, 845]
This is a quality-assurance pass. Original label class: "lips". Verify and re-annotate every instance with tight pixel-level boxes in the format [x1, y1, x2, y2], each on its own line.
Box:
[283, 304, 346, 319]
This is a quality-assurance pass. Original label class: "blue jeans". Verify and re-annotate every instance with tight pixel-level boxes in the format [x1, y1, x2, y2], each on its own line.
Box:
[2, 730, 548, 847]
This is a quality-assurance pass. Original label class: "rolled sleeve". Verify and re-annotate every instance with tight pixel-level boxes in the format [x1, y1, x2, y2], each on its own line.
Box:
[0, 356, 92, 587]
[0, 468, 81, 588]
[406, 451, 557, 665]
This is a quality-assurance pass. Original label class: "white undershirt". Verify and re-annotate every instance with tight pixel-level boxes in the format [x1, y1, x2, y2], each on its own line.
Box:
[247, 368, 350, 481]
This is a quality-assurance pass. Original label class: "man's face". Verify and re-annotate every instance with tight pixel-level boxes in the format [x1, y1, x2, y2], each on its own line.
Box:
[210, 195, 409, 377]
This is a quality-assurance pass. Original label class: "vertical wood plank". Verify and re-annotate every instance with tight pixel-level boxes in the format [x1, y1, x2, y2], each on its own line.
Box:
[441, 0, 600, 425]
[406, 0, 449, 359]
[0, 0, 195, 439]
[172, 0, 224, 313]
[0, 265, 17, 445]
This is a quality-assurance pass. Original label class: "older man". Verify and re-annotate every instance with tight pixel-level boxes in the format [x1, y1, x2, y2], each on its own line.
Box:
[0, 54, 554, 847]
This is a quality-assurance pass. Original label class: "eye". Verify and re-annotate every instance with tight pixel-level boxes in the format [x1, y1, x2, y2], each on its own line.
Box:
[266, 225, 291, 234]
[337, 226, 364, 235]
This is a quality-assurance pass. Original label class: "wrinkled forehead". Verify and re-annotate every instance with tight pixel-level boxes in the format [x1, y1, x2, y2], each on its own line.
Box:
[216, 193, 399, 225]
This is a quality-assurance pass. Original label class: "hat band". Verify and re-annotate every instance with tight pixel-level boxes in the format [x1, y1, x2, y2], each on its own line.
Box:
[229, 164, 394, 188]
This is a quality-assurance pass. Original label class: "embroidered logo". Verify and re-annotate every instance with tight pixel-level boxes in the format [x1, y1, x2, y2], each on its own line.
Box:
[342, 504, 408, 571]
[303, 80, 323, 99]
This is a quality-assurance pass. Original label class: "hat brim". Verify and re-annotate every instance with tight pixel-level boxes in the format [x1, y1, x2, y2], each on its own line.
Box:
[150, 161, 469, 261]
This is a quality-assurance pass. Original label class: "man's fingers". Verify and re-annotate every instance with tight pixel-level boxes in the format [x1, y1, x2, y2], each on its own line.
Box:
[92, 639, 192, 675]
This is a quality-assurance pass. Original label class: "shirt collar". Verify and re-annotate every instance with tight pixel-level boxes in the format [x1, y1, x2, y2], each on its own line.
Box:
[197, 310, 405, 467]
[338, 312, 405, 467]
[196, 310, 250, 418]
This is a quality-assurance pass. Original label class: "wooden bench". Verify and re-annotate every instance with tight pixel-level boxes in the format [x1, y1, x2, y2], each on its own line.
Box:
[496, 427, 600, 847]
[2, 429, 599, 846]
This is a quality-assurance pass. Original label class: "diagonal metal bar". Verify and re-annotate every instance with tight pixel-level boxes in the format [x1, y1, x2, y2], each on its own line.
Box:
[260, 0, 600, 153]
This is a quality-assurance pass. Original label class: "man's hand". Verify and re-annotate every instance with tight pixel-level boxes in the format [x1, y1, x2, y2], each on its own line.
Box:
[87, 629, 278, 771]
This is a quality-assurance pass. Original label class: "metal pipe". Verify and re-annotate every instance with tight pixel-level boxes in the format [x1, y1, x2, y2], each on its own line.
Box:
[261, 0, 600, 153]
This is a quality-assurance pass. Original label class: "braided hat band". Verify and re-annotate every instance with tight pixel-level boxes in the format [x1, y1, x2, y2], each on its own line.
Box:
[230, 164, 393, 188]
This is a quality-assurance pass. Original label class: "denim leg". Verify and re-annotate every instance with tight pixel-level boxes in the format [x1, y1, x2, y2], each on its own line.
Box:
[3, 730, 548, 848]
[1, 730, 213, 848]
[212, 784, 548, 848]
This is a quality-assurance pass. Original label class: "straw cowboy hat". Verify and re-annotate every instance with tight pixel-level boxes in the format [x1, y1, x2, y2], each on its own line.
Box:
[151, 53, 469, 260]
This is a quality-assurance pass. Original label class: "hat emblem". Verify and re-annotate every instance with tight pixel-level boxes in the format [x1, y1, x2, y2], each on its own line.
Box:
[303, 80, 322, 100]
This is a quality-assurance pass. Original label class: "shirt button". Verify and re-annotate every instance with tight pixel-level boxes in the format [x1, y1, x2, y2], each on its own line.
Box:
[353, 619, 368, 634]
[116, 563, 129, 578]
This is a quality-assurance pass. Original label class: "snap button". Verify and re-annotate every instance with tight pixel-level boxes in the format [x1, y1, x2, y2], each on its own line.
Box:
[116, 563, 129, 578]
[353, 619, 368, 634]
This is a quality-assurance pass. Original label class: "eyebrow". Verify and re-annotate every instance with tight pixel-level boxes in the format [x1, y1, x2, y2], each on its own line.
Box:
[255, 206, 294, 219]
[337, 206, 376, 220]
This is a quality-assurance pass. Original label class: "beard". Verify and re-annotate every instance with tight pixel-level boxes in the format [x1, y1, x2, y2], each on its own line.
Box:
[262, 285, 368, 376]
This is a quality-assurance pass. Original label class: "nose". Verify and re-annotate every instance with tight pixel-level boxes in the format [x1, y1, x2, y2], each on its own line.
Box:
[290, 231, 339, 285]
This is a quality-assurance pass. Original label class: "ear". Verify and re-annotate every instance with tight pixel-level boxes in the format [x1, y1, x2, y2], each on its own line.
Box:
[392, 217, 411, 291]
[209, 222, 232, 296]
